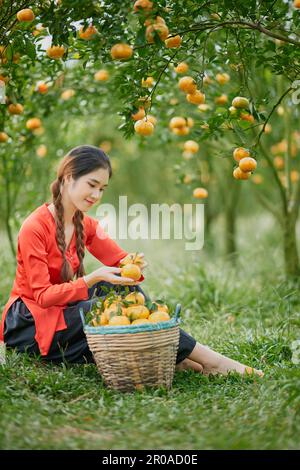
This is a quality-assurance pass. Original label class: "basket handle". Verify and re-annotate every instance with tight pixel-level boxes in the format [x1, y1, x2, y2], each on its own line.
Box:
[174, 303, 181, 322]
[79, 307, 86, 327]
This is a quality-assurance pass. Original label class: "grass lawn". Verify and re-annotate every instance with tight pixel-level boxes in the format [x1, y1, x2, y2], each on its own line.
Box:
[0, 218, 300, 450]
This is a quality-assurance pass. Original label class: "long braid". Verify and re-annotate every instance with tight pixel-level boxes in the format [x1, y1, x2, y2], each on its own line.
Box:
[49, 144, 112, 283]
[73, 209, 86, 279]
[50, 178, 74, 282]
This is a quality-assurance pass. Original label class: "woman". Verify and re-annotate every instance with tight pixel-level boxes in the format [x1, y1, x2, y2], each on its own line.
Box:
[0, 145, 263, 376]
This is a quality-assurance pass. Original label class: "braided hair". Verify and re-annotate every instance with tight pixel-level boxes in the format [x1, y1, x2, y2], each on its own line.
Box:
[49, 145, 112, 282]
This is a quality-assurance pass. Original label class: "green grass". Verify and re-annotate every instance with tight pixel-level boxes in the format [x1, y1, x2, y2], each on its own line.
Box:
[0, 217, 300, 450]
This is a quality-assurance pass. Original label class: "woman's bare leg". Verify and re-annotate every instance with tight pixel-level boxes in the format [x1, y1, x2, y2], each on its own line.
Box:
[187, 342, 264, 377]
[175, 358, 204, 373]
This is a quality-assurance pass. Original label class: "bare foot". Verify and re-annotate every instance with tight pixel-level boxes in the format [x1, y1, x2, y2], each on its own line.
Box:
[199, 346, 264, 378]
[175, 358, 204, 374]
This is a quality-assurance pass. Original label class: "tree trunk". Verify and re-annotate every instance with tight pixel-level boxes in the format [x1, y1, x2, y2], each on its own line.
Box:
[5, 216, 16, 259]
[224, 181, 240, 259]
[283, 214, 300, 277]
[224, 208, 237, 257]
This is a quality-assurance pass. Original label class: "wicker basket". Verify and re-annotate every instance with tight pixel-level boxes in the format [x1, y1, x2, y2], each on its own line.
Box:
[80, 304, 181, 392]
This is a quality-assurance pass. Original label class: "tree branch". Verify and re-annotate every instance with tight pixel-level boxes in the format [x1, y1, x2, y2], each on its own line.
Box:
[254, 189, 284, 225]
[255, 86, 293, 147]
[147, 49, 180, 114]
[257, 139, 288, 214]
[188, 20, 300, 47]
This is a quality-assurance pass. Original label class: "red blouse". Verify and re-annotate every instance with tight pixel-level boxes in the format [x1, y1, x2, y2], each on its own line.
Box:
[0, 202, 130, 356]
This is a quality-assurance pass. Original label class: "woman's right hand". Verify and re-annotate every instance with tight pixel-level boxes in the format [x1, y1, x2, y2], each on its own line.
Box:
[83, 266, 141, 288]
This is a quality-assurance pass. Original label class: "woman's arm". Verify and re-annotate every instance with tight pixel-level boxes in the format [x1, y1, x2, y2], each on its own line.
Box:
[19, 223, 89, 308]
[85, 216, 128, 266]
[84, 216, 145, 281]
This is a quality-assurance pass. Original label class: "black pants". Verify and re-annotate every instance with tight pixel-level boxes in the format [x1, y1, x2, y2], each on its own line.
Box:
[3, 281, 197, 365]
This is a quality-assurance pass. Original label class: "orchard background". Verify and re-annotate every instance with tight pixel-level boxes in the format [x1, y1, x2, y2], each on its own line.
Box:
[0, 0, 300, 450]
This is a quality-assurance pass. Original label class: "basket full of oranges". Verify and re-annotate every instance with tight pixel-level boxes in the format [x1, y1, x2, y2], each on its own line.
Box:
[80, 277, 181, 392]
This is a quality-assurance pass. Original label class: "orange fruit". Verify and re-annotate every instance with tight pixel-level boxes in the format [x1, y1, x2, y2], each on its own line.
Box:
[291, 170, 299, 183]
[103, 296, 122, 309]
[149, 311, 170, 323]
[240, 112, 255, 123]
[94, 70, 109, 81]
[239, 157, 257, 172]
[229, 106, 238, 115]
[233, 167, 250, 180]
[120, 252, 144, 267]
[8, 103, 23, 115]
[46, 45, 65, 59]
[198, 104, 210, 112]
[131, 319, 150, 325]
[273, 140, 288, 154]
[184, 140, 199, 153]
[121, 263, 142, 281]
[125, 292, 145, 305]
[60, 89, 75, 100]
[17, 8, 35, 22]
[132, 107, 145, 121]
[183, 175, 192, 184]
[231, 96, 249, 109]
[186, 90, 205, 105]
[99, 313, 108, 326]
[252, 174, 263, 184]
[215, 94, 228, 105]
[126, 305, 150, 321]
[137, 96, 151, 109]
[134, 119, 154, 136]
[274, 156, 284, 170]
[79, 24, 97, 40]
[37, 82, 48, 94]
[294, 0, 300, 8]
[36, 144, 47, 158]
[193, 187, 208, 198]
[173, 126, 190, 136]
[169, 116, 186, 129]
[165, 35, 182, 48]
[103, 306, 121, 322]
[146, 23, 169, 43]
[99, 140, 112, 153]
[32, 26, 44, 37]
[108, 316, 130, 326]
[187, 117, 194, 127]
[26, 118, 42, 130]
[141, 76, 154, 88]
[216, 73, 230, 85]
[144, 16, 166, 27]
[111, 43, 133, 60]
[151, 303, 169, 313]
[147, 114, 157, 126]
[0, 74, 9, 83]
[174, 62, 188, 73]
[178, 76, 197, 94]
[133, 0, 153, 12]
[105, 301, 123, 313]
[203, 74, 213, 85]
[0, 132, 8, 143]
[13, 52, 21, 64]
[233, 147, 250, 162]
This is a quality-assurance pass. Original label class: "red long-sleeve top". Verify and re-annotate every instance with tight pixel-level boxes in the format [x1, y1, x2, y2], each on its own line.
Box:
[0, 202, 130, 356]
